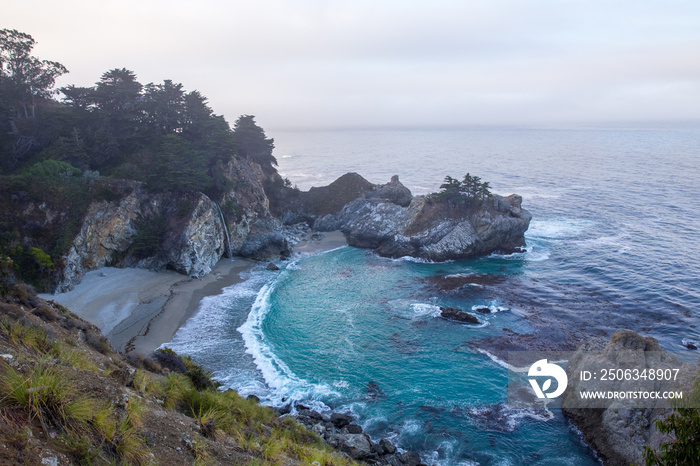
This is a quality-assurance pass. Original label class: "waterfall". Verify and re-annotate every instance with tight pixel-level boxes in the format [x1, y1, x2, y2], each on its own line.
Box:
[215, 203, 233, 258]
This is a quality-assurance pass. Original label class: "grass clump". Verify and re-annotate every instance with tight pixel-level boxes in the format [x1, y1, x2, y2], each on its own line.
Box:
[0, 317, 55, 354]
[0, 363, 95, 432]
[92, 398, 150, 465]
[157, 355, 357, 465]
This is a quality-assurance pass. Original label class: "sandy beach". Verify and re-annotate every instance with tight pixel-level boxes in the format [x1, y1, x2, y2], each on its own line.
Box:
[40, 230, 347, 356]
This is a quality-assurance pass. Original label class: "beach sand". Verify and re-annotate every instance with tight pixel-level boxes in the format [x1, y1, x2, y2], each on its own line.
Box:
[40, 230, 347, 355]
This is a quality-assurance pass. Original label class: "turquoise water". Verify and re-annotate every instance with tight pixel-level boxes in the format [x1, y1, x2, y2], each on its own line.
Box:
[168, 126, 700, 465]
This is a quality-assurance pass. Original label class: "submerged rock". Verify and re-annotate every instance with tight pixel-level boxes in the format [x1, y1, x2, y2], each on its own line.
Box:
[440, 307, 480, 324]
[473, 306, 492, 314]
[366, 381, 386, 399]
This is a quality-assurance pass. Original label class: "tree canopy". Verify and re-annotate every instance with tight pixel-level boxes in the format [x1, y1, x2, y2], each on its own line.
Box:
[434, 173, 492, 206]
[0, 29, 285, 289]
[232, 115, 277, 173]
[0, 29, 68, 118]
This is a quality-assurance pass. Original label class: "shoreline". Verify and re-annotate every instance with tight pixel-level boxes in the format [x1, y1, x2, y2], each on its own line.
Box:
[41, 230, 347, 356]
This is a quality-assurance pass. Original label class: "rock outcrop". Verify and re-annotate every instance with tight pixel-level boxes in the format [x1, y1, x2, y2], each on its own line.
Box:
[293, 406, 426, 465]
[56, 157, 288, 291]
[314, 178, 531, 261]
[562, 330, 697, 465]
[58, 185, 225, 291]
[440, 307, 480, 324]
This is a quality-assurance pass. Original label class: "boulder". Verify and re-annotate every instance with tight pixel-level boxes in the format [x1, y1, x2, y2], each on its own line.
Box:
[440, 307, 480, 324]
[379, 438, 397, 455]
[330, 412, 354, 428]
[335, 433, 374, 460]
[53, 156, 287, 290]
[399, 451, 422, 466]
[346, 424, 363, 434]
[57, 187, 228, 291]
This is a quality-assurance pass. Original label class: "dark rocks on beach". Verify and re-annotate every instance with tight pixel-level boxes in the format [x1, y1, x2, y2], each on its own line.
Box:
[473, 306, 492, 314]
[346, 424, 363, 434]
[399, 451, 423, 466]
[335, 433, 374, 460]
[684, 342, 697, 350]
[273, 403, 291, 416]
[379, 438, 397, 455]
[292, 408, 414, 465]
[330, 412, 353, 428]
[440, 307, 480, 324]
[266, 262, 280, 271]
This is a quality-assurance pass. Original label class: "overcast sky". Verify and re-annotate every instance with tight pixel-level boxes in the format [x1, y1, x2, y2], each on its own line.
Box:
[5, 0, 700, 130]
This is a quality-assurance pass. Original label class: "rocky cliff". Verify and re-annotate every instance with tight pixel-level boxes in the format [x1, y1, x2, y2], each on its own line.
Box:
[0, 154, 285, 292]
[562, 330, 698, 465]
[56, 157, 290, 291]
[312, 175, 531, 261]
[58, 185, 225, 291]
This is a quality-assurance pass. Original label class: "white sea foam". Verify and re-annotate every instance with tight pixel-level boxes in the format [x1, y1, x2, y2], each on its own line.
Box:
[393, 255, 453, 264]
[682, 338, 699, 349]
[578, 231, 632, 254]
[410, 303, 443, 318]
[166, 269, 265, 352]
[237, 281, 340, 405]
[489, 245, 551, 262]
[333, 380, 349, 389]
[471, 303, 509, 314]
[467, 403, 554, 432]
[526, 218, 595, 240]
[400, 419, 422, 434]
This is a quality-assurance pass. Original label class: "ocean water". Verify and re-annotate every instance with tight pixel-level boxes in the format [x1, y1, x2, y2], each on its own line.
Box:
[168, 126, 700, 465]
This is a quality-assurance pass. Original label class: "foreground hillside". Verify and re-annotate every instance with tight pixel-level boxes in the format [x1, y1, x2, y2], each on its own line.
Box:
[0, 266, 359, 465]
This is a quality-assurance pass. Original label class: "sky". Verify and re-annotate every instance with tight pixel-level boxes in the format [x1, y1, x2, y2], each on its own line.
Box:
[4, 0, 700, 130]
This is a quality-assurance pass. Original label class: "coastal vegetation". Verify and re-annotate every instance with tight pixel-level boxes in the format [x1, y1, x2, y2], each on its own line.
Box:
[0, 264, 357, 465]
[0, 28, 283, 290]
[431, 173, 492, 207]
[643, 377, 700, 465]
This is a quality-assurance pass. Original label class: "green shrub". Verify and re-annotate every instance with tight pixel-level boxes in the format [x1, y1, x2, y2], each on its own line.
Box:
[644, 371, 700, 464]
[130, 214, 167, 259]
[22, 160, 81, 179]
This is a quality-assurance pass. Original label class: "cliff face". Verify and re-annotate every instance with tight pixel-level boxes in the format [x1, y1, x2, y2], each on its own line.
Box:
[57, 156, 287, 291]
[313, 176, 531, 261]
[219, 159, 289, 261]
[562, 330, 698, 465]
[59, 186, 225, 291]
